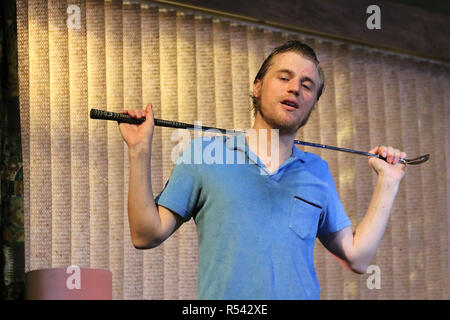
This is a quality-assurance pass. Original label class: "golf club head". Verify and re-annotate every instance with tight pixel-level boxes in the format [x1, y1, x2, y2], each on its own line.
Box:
[400, 154, 430, 165]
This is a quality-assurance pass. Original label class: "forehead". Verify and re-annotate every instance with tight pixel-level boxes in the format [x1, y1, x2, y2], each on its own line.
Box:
[268, 51, 319, 80]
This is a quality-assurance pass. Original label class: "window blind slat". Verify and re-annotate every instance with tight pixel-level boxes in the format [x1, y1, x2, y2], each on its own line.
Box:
[28, 0, 52, 271]
[69, 0, 90, 270]
[122, 1, 143, 300]
[159, 8, 180, 300]
[105, 0, 124, 300]
[49, 0, 71, 268]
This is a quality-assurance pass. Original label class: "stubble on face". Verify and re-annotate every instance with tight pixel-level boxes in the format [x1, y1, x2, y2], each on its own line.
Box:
[254, 93, 315, 134]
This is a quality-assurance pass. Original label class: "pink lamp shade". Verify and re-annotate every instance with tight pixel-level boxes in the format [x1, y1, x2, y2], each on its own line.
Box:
[25, 266, 112, 300]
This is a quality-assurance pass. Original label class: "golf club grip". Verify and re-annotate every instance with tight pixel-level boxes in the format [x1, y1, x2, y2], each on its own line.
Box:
[89, 109, 190, 129]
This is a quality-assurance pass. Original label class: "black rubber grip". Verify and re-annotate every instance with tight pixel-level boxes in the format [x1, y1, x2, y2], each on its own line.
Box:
[154, 118, 191, 129]
[90, 109, 144, 125]
[90, 108, 193, 129]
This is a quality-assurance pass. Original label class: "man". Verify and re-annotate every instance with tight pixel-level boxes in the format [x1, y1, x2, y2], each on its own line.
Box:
[118, 40, 406, 299]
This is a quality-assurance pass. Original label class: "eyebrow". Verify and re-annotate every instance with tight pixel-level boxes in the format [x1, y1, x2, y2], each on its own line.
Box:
[277, 69, 316, 87]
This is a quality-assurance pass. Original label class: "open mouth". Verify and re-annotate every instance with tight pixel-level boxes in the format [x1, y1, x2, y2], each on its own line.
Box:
[281, 100, 298, 109]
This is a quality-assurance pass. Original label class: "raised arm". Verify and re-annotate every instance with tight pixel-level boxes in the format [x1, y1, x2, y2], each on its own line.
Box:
[119, 103, 184, 249]
[319, 145, 407, 274]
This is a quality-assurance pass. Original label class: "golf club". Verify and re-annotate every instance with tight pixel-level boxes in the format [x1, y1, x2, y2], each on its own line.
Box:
[90, 108, 430, 165]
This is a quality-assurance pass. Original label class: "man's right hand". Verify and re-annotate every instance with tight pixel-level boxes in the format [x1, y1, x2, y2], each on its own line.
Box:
[118, 102, 184, 249]
[118, 103, 154, 149]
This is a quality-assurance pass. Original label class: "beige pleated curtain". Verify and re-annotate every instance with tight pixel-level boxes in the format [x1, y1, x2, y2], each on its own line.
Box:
[17, 0, 449, 299]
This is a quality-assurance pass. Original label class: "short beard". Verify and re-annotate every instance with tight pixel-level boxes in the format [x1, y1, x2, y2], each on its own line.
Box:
[252, 95, 315, 134]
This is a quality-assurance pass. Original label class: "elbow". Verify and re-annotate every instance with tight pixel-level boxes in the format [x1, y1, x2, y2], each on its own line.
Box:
[351, 266, 367, 275]
[132, 236, 161, 250]
[349, 261, 369, 274]
[133, 243, 153, 250]
[346, 250, 371, 274]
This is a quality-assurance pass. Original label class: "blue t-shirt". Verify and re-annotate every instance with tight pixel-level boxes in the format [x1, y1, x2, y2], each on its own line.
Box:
[155, 133, 352, 299]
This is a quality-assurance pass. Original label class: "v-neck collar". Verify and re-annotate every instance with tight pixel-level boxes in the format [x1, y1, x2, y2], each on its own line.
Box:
[225, 132, 306, 176]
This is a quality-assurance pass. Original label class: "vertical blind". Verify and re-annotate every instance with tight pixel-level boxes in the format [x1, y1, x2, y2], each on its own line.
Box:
[17, 0, 449, 299]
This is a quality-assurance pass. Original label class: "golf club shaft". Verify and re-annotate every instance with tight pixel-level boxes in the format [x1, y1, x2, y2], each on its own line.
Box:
[89, 108, 386, 160]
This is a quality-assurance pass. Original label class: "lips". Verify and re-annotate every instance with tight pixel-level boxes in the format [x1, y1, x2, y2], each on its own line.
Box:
[281, 99, 299, 109]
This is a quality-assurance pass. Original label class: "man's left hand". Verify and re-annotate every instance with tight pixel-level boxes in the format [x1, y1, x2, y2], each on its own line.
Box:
[368, 145, 407, 182]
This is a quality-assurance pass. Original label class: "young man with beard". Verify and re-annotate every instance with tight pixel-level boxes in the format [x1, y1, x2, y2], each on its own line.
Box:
[118, 41, 406, 299]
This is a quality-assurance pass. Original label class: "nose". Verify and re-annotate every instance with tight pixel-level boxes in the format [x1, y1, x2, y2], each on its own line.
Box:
[287, 79, 299, 96]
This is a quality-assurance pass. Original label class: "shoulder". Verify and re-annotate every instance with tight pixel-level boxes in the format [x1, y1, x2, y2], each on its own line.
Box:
[300, 149, 329, 170]
[175, 135, 228, 164]
[186, 135, 227, 153]
[302, 150, 323, 163]
[297, 149, 335, 184]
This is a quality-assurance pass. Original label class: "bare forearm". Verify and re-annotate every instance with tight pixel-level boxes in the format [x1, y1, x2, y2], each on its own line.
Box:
[352, 174, 400, 271]
[322, 146, 406, 274]
[127, 144, 161, 247]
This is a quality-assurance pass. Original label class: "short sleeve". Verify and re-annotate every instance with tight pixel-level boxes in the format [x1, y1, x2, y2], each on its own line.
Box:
[317, 162, 352, 236]
[154, 139, 202, 222]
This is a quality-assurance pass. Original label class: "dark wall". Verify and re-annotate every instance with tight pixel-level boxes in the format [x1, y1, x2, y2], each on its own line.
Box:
[1, 0, 24, 300]
[162, 0, 450, 62]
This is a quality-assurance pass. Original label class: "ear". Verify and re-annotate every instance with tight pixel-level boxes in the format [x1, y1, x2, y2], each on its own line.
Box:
[253, 79, 262, 98]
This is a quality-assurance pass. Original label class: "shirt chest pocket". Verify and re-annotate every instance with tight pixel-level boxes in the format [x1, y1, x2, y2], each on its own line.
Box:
[289, 196, 323, 240]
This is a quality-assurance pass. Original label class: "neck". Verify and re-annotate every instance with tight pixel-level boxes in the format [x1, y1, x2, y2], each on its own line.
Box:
[246, 114, 296, 171]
